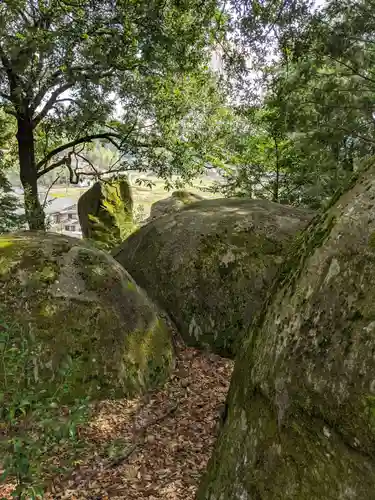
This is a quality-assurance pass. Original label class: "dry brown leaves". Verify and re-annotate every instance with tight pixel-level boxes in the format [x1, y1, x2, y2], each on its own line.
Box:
[1, 346, 233, 499]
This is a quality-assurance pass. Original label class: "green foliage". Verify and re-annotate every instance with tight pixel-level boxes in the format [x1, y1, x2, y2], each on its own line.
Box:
[0, 316, 90, 499]
[211, 0, 375, 209]
[0, 175, 24, 233]
[0, 110, 24, 232]
[133, 204, 146, 225]
[0, 0, 229, 230]
[79, 176, 135, 250]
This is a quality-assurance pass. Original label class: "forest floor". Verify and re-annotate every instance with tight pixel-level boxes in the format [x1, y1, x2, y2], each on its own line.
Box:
[1, 344, 233, 499]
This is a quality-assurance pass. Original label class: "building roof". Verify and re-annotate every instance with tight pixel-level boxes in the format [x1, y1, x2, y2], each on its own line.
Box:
[44, 197, 77, 214]
[14, 196, 78, 216]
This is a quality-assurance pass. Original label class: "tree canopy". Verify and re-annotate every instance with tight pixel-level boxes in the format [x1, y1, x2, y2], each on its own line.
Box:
[203, 0, 375, 209]
[0, 0, 226, 229]
[1, 0, 375, 222]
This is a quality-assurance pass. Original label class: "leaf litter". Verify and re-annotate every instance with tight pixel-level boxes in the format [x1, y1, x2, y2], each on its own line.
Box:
[1, 344, 233, 499]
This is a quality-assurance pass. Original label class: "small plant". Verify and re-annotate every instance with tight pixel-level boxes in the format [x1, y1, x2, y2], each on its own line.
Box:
[133, 204, 146, 225]
[0, 317, 91, 499]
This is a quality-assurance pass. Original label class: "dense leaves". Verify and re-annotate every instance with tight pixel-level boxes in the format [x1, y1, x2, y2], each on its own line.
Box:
[0, 0, 225, 228]
[0, 110, 23, 232]
[213, 0, 375, 208]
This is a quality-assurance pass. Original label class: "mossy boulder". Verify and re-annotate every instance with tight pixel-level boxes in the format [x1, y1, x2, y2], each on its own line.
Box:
[112, 198, 314, 357]
[149, 190, 204, 220]
[0, 232, 174, 403]
[197, 163, 375, 499]
[78, 176, 134, 250]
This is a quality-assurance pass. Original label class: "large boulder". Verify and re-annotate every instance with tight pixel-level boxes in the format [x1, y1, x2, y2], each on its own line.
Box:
[149, 190, 204, 220]
[0, 232, 174, 402]
[78, 176, 134, 250]
[112, 198, 314, 357]
[197, 163, 375, 499]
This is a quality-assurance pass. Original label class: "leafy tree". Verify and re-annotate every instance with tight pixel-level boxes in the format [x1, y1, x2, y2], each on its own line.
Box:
[215, 0, 375, 209]
[0, 109, 24, 232]
[206, 0, 331, 207]
[0, 175, 24, 233]
[266, 0, 375, 204]
[0, 0, 224, 230]
[251, 0, 375, 206]
[208, 97, 310, 206]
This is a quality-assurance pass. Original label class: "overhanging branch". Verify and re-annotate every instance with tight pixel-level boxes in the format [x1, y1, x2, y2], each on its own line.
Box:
[326, 55, 375, 85]
[36, 156, 70, 178]
[31, 66, 116, 118]
[31, 70, 64, 112]
[36, 132, 123, 175]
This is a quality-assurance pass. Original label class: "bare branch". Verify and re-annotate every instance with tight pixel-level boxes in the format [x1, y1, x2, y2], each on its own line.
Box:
[107, 151, 128, 172]
[65, 155, 79, 184]
[41, 174, 62, 208]
[75, 152, 98, 174]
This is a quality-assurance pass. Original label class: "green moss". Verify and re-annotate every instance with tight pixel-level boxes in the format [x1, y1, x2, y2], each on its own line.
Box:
[364, 396, 375, 431]
[0, 239, 13, 249]
[198, 391, 375, 499]
[198, 160, 375, 499]
[119, 319, 173, 396]
[186, 229, 288, 357]
[34, 265, 58, 284]
[0, 233, 174, 404]
[78, 177, 135, 250]
[113, 199, 313, 359]
[368, 231, 375, 249]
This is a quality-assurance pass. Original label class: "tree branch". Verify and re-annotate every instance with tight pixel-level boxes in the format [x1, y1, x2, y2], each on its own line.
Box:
[326, 54, 375, 85]
[75, 151, 99, 175]
[31, 70, 64, 112]
[41, 174, 62, 208]
[36, 133, 122, 174]
[336, 127, 375, 145]
[31, 64, 116, 116]
[32, 82, 75, 127]
[36, 156, 70, 179]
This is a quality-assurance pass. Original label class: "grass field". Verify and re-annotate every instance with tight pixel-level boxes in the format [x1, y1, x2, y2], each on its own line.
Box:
[47, 175, 221, 219]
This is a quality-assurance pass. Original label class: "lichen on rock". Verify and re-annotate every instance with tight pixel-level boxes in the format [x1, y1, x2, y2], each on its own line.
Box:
[197, 160, 375, 499]
[112, 198, 314, 358]
[0, 232, 174, 403]
[78, 175, 135, 250]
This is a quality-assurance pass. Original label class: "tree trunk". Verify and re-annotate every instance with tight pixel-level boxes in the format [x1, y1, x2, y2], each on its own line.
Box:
[17, 115, 45, 230]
